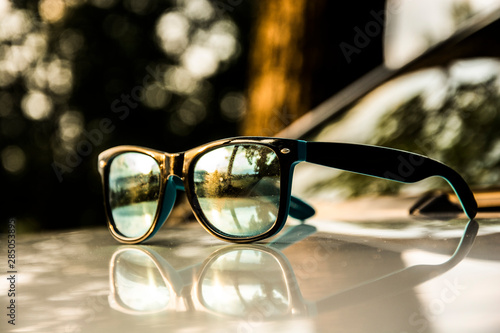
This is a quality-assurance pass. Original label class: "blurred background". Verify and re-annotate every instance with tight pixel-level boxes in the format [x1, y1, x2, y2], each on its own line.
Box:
[2, 0, 500, 231]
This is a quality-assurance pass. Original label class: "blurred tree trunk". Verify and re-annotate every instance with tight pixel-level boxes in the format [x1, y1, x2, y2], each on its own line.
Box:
[243, 0, 386, 136]
[243, 0, 310, 136]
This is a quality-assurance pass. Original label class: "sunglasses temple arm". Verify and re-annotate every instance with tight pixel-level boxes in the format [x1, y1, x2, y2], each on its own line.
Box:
[305, 142, 477, 219]
[289, 195, 316, 220]
[313, 219, 478, 314]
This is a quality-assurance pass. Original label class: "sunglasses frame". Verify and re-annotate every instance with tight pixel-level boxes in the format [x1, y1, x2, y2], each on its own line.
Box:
[98, 137, 307, 244]
[98, 136, 478, 244]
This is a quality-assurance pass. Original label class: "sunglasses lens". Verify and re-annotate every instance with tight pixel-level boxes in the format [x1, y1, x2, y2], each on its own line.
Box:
[114, 250, 169, 311]
[108, 152, 161, 238]
[200, 249, 290, 316]
[193, 144, 280, 237]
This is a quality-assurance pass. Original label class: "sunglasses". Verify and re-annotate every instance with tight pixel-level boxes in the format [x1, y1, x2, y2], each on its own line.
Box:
[97, 136, 477, 243]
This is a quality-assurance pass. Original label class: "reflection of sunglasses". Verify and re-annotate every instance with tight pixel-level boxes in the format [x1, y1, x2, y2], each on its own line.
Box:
[98, 136, 477, 244]
[108, 220, 478, 318]
[108, 224, 317, 315]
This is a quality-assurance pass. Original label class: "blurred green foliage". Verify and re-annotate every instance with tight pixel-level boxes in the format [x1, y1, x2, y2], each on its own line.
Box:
[305, 60, 500, 198]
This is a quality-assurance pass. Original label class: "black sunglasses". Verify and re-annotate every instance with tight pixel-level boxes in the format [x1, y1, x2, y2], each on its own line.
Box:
[97, 137, 477, 243]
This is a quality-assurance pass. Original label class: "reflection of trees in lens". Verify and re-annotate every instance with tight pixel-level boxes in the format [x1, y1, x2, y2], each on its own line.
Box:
[195, 145, 280, 198]
[244, 145, 280, 177]
[255, 200, 278, 227]
[199, 170, 222, 198]
[110, 171, 160, 209]
[193, 144, 280, 235]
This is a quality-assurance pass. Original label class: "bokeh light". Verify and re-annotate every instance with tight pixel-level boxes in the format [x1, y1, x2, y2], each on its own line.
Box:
[58, 110, 84, 147]
[124, 0, 153, 15]
[0, 0, 247, 231]
[220, 92, 246, 121]
[142, 83, 171, 109]
[58, 29, 84, 59]
[156, 12, 190, 56]
[1, 145, 26, 174]
[182, 0, 214, 22]
[0, 2, 32, 42]
[21, 90, 53, 120]
[163, 66, 198, 95]
[39, 0, 66, 23]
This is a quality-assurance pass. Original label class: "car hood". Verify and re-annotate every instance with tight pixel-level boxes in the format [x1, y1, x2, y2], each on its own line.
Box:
[3, 207, 500, 333]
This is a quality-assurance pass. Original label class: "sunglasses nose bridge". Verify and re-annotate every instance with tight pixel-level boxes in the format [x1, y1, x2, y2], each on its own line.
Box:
[165, 152, 185, 179]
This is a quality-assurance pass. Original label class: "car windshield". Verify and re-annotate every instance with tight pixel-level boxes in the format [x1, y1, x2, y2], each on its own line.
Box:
[294, 59, 500, 197]
[291, 3, 500, 216]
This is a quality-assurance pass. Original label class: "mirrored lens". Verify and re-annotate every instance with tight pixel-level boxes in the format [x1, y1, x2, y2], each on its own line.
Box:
[109, 152, 161, 238]
[114, 250, 170, 312]
[200, 249, 290, 317]
[193, 144, 280, 237]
